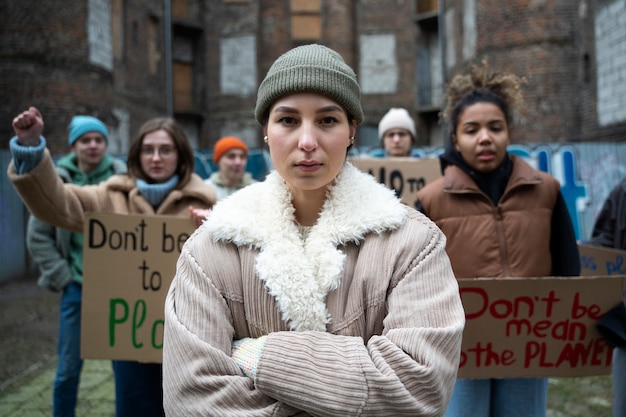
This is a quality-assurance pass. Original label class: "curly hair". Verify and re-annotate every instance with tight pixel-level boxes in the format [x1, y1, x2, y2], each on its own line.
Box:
[441, 60, 527, 135]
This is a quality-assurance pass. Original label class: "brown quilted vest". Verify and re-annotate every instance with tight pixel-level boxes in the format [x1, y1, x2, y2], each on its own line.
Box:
[417, 156, 560, 279]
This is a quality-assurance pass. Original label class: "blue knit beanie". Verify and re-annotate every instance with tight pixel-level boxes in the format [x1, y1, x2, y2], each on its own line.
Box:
[68, 115, 109, 146]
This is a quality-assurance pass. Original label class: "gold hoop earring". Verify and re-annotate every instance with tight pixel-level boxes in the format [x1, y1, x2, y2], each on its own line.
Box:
[263, 135, 268, 144]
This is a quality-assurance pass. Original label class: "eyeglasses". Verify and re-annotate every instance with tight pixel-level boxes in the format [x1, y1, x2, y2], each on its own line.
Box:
[140, 146, 177, 158]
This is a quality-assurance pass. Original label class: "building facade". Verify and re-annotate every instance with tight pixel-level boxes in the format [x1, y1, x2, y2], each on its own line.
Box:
[1, 0, 625, 154]
[2, 0, 626, 282]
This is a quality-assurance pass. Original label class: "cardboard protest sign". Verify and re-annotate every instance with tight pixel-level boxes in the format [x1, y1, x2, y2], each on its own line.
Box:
[349, 157, 441, 208]
[81, 213, 196, 363]
[578, 243, 626, 276]
[457, 275, 626, 378]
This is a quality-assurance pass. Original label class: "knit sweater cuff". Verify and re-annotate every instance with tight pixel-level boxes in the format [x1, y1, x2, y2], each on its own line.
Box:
[10, 136, 47, 174]
[231, 336, 267, 379]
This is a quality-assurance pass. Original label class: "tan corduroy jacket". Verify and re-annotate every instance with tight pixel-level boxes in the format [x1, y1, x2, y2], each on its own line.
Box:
[163, 163, 465, 417]
[8, 149, 216, 233]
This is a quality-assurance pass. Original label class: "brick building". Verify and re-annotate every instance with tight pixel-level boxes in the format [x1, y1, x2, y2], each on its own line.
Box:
[439, 0, 626, 145]
[1, 0, 625, 156]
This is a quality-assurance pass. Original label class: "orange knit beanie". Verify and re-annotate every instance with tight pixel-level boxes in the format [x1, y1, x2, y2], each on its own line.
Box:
[213, 136, 248, 164]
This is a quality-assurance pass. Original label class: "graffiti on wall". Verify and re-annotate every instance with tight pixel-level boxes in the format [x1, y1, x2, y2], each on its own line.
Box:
[507, 143, 626, 241]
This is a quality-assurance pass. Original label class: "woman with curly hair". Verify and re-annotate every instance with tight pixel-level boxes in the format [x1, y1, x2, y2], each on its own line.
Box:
[416, 62, 580, 417]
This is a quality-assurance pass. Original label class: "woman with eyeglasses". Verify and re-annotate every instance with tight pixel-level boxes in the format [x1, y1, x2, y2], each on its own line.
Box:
[8, 108, 217, 417]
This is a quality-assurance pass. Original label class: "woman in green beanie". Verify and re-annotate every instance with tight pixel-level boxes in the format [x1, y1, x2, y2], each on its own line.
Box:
[163, 44, 465, 416]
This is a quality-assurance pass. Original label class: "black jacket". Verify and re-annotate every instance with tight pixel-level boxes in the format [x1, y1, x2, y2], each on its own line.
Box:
[589, 177, 626, 250]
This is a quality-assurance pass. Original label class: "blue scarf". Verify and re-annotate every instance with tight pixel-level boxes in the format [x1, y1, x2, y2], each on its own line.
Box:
[136, 175, 180, 208]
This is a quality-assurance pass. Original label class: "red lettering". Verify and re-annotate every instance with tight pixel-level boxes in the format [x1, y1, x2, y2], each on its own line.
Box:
[524, 341, 555, 368]
[540, 291, 560, 318]
[505, 318, 587, 341]
[571, 293, 602, 320]
[461, 288, 561, 321]
[461, 342, 516, 368]
[524, 338, 613, 370]
[555, 338, 613, 367]
[532, 320, 551, 337]
[590, 338, 610, 366]
[490, 299, 514, 319]
[460, 287, 488, 319]
[502, 350, 515, 366]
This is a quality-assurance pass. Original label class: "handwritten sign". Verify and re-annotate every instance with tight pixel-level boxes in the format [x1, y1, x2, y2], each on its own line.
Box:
[81, 213, 196, 363]
[349, 157, 441, 208]
[457, 275, 626, 378]
[578, 243, 626, 276]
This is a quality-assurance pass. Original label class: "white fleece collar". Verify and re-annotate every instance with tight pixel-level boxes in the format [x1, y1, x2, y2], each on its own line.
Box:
[205, 162, 406, 331]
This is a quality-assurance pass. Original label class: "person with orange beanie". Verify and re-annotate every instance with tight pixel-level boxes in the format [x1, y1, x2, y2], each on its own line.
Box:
[205, 136, 257, 200]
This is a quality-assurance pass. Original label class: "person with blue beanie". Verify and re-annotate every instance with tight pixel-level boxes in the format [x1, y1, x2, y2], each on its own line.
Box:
[9, 106, 217, 417]
[26, 113, 126, 417]
[68, 115, 109, 146]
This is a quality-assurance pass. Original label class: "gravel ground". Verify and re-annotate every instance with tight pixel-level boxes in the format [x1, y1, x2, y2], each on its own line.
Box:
[0, 274, 615, 415]
[0, 273, 59, 391]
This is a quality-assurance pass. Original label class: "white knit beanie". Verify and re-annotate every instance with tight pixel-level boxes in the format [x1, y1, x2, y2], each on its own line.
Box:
[378, 108, 416, 141]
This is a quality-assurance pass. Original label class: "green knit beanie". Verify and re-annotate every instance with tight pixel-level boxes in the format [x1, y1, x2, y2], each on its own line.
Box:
[255, 44, 364, 125]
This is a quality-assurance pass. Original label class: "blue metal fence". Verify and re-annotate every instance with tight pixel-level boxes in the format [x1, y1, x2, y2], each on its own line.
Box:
[0, 150, 33, 282]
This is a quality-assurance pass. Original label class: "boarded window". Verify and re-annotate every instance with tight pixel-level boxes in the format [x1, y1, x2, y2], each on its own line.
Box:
[111, 0, 123, 61]
[173, 62, 193, 111]
[416, 0, 439, 14]
[172, 31, 196, 111]
[290, 0, 321, 40]
[172, 0, 188, 20]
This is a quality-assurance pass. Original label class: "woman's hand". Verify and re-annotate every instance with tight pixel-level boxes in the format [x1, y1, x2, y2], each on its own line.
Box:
[188, 206, 211, 227]
[12, 107, 44, 146]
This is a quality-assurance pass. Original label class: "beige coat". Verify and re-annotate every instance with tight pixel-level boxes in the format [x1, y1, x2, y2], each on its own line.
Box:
[8, 150, 216, 232]
[163, 163, 465, 417]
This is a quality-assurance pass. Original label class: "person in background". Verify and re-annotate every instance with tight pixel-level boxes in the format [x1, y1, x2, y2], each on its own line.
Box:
[26, 115, 126, 417]
[376, 107, 416, 157]
[205, 136, 257, 200]
[587, 177, 626, 417]
[188, 136, 258, 226]
[162, 43, 465, 416]
[416, 61, 580, 417]
[8, 107, 216, 417]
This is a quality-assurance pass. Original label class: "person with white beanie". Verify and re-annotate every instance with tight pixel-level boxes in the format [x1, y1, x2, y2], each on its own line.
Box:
[378, 107, 416, 157]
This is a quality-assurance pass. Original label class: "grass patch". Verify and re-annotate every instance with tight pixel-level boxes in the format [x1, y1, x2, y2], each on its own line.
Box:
[548, 375, 613, 417]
